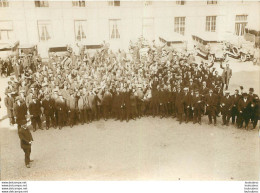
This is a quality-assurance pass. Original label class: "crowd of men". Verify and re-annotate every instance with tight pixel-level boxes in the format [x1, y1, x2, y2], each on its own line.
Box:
[3, 38, 259, 132]
[0, 57, 14, 77]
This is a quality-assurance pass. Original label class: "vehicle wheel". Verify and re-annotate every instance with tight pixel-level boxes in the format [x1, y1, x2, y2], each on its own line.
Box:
[232, 47, 239, 55]
[208, 54, 215, 63]
[240, 53, 247, 62]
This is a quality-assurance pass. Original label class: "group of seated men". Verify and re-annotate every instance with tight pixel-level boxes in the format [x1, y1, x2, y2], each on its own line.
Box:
[4, 38, 259, 131]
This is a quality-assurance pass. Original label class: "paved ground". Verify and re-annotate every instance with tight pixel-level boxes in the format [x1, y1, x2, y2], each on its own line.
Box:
[0, 57, 259, 181]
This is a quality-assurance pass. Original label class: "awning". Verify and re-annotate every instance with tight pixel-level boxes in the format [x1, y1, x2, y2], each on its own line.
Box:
[80, 39, 103, 49]
[18, 44, 36, 49]
[49, 47, 68, 52]
[192, 32, 226, 42]
[159, 32, 186, 43]
[0, 41, 19, 51]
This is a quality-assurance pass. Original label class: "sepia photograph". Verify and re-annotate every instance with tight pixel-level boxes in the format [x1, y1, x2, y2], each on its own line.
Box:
[0, 0, 259, 182]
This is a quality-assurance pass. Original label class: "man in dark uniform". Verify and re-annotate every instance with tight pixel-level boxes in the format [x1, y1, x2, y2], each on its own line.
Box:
[124, 88, 131, 122]
[120, 88, 127, 122]
[251, 95, 259, 129]
[67, 91, 78, 128]
[112, 88, 121, 120]
[247, 88, 259, 129]
[96, 88, 103, 121]
[55, 93, 67, 129]
[90, 89, 100, 122]
[158, 86, 167, 119]
[220, 90, 233, 126]
[175, 87, 184, 124]
[183, 87, 191, 123]
[170, 86, 176, 118]
[151, 85, 159, 118]
[52, 89, 59, 128]
[78, 91, 85, 125]
[29, 96, 42, 132]
[42, 94, 55, 130]
[205, 89, 217, 126]
[14, 96, 28, 130]
[102, 88, 112, 121]
[238, 93, 251, 129]
[248, 88, 258, 126]
[18, 116, 33, 168]
[214, 86, 223, 117]
[231, 89, 241, 125]
[136, 86, 144, 118]
[129, 90, 138, 120]
[191, 90, 203, 124]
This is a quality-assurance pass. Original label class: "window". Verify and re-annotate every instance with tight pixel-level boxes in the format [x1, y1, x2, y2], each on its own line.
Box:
[174, 17, 185, 35]
[37, 20, 51, 41]
[72, 0, 85, 7]
[0, 0, 9, 7]
[205, 16, 216, 32]
[74, 20, 87, 41]
[176, 0, 185, 5]
[108, 1, 120, 6]
[35, 1, 49, 7]
[109, 19, 120, 39]
[144, 1, 152, 6]
[207, 0, 217, 4]
[235, 15, 247, 36]
[0, 21, 14, 42]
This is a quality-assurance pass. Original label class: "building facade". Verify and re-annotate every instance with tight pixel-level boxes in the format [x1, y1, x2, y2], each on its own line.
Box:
[0, 0, 259, 57]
